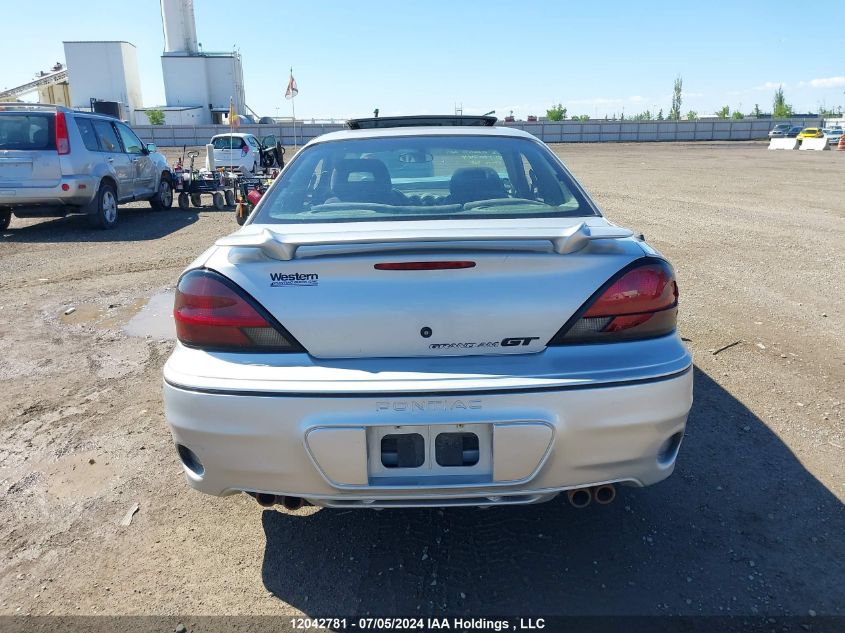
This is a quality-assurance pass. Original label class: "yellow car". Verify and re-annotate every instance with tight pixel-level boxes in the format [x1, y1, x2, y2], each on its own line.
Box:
[797, 127, 824, 139]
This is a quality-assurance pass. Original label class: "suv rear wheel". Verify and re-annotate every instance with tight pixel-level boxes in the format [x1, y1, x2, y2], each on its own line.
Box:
[0, 209, 10, 231]
[88, 182, 118, 230]
[150, 176, 173, 211]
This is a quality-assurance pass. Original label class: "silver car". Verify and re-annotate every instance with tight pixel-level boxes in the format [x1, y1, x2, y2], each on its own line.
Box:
[823, 128, 843, 146]
[163, 115, 693, 510]
[768, 123, 792, 138]
[0, 103, 173, 230]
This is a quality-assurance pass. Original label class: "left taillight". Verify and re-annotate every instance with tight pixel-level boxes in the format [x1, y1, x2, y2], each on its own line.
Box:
[549, 259, 679, 345]
[55, 111, 70, 155]
[174, 269, 303, 352]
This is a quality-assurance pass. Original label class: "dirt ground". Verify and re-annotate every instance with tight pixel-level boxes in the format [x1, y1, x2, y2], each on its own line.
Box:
[1, 141, 843, 619]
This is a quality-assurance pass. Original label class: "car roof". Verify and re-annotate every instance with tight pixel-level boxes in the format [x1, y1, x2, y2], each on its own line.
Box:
[212, 133, 251, 138]
[304, 125, 539, 149]
[0, 105, 123, 124]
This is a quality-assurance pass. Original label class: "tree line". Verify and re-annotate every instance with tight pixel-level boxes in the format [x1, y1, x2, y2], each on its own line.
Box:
[546, 80, 841, 122]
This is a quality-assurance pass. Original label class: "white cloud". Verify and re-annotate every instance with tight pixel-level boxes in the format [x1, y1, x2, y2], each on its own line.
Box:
[805, 76, 845, 88]
[754, 81, 785, 91]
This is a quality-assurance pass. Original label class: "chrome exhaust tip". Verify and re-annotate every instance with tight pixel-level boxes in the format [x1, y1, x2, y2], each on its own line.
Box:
[567, 487, 592, 508]
[593, 484, 616, 505]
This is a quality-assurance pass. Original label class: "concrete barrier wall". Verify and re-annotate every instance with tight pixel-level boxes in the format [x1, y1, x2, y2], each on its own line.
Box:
[798, 137, 830, 151]
[133, 118, 822, 147]
[768, 138, 800, 150]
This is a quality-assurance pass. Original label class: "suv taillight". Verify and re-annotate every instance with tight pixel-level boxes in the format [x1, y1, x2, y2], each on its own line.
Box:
[548, 259, 678, 344]
[55, 111, 70, 155]
[174, 269, 303, 352]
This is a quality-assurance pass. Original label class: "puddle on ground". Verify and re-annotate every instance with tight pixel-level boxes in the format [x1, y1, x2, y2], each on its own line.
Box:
[59, 303, 105, 325]
[123, 291, 175, 340]
[99, 297, 148, 328]
[60, 297, 148, 328]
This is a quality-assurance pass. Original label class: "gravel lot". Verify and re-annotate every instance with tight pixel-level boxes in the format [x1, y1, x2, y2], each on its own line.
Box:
[1, 141, 843, 618]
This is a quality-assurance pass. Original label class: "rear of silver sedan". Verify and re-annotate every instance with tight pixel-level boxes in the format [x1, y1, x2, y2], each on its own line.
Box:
[162, 123, 693, 509]
[164, 340, 691, 508]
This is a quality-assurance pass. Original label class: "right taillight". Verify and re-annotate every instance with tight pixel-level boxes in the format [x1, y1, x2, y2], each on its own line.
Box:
[55, 111, 70, 155]
[174, 269, 303, 352]
[549, 260, 679, 344]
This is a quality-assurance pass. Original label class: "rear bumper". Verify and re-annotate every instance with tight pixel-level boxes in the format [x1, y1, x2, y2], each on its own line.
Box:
[0, 175, 98, 211]
[163, 339, 693, 507]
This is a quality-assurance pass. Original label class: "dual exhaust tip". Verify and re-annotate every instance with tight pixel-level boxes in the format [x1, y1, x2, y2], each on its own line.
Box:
[566, 484, 616, 508]
[253, 486, 615, 510]
[253, 493, 305, 511]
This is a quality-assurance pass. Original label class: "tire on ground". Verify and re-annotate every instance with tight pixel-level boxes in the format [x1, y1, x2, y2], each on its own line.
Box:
[178, 192, 190, 210]
[87, 181, 119, 230]
[0, 209, 10, 231]
[212, 192, 225, 210]
[149, 175, 173, 211]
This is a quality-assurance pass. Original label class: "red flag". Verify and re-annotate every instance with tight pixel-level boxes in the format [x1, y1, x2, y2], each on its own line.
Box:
[285, 70, 298, 100]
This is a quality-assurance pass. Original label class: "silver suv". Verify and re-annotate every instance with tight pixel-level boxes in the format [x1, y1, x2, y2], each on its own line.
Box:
[0, 104, 173, 230]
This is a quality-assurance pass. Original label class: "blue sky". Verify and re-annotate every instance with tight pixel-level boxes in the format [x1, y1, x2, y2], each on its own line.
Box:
[2, 0, 843, 119]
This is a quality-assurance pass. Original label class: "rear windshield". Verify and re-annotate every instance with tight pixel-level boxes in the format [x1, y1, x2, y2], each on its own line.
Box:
[252, 135, 598, 224]
[0, 113, 54, 150]
[212, 136, 246, 150]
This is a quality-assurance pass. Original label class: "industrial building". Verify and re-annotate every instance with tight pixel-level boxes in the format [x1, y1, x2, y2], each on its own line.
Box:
[155, 0, 246, 125]
[63, 41, 143, 121]
[0, 0, 247, 126]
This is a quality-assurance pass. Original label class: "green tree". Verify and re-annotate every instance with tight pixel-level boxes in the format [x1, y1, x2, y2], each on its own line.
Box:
[731, 110, 744, 120]
[752, 104, 762, 118]
[772, 86, 793, 118]
[669, 75, 683, 120]
[546, 103, 567, 122]
[578, 114, 589, 122]
[686, 110, 698, 120]
[145, 108, 165, 125]
[656, 109, 664, 121]
[716, 105, 730, 119]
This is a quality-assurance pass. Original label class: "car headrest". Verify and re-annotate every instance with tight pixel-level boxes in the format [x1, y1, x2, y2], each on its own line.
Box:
[449, 167, 506, 204]
[331, 158, 392, 192]
[31, 129, 48, 147]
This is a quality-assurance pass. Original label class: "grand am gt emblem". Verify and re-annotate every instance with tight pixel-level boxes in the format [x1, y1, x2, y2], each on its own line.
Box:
[376, 400, 482, 413]
[429, 337, 540, 350]
[500, 337, 540, 346]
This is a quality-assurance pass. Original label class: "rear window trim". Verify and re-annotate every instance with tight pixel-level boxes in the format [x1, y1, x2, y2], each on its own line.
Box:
[249, 133, 602, 226]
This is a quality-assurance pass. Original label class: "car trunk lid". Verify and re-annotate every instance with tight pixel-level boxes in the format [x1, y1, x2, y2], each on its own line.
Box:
[204, 218, 642, 359]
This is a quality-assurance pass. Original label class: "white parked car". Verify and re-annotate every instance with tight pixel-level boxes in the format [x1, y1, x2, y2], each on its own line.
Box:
[210, 133, 262, 173]
[164, 115, 693, 510]
[823, 128, 843, 146]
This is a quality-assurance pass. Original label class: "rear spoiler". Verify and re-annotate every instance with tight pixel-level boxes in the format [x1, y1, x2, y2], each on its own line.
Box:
[216, 222, 633, 261]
